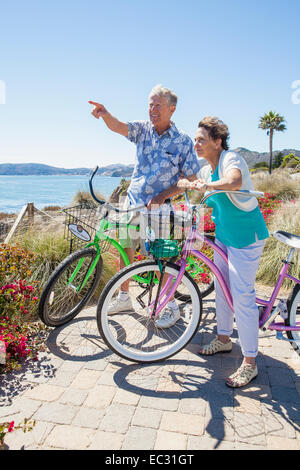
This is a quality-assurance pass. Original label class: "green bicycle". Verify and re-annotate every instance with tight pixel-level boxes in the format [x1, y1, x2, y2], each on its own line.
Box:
[38, 167, 215, 327]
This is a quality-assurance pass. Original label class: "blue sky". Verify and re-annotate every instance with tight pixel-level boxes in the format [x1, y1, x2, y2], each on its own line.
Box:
[0, 0, 299, 168]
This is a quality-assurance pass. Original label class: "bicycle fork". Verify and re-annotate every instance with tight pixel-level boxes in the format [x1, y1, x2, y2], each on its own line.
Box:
[68, 251, 101, 293]
[136, 262, 167, 319]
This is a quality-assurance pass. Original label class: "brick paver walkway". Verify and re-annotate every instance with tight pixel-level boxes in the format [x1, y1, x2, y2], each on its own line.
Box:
[1, 291, 300, 450]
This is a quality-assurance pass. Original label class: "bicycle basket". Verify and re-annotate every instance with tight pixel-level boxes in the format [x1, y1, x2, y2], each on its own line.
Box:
[63, 202, 112, 253]
[149, 239, 180, 259]
[140, 207, 192, 244]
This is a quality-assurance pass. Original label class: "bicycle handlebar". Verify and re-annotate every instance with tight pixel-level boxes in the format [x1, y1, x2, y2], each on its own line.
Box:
[89, 166, 145, 214]
[89, 167, 263, 215]
[200, 189, 264, 205]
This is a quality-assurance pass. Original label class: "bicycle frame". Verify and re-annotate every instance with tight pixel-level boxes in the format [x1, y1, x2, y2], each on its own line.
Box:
[144, 209, 300, 335]
[67, 217, 142, 292]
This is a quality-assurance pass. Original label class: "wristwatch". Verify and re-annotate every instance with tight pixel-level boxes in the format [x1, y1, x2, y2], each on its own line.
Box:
[203, 183, 208, 190]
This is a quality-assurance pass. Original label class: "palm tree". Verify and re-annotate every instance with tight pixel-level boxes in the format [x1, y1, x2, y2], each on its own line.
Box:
[258, 111, 287, 174]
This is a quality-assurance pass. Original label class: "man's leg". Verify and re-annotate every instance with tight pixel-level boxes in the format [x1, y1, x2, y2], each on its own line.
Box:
[119, 247, 134, 292]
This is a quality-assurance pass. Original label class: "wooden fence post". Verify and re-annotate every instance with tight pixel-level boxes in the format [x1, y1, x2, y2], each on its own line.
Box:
[27, 202, 34, 226]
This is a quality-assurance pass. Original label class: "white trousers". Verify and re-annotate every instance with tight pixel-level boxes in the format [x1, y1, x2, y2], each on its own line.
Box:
[214, 238, 265, 358]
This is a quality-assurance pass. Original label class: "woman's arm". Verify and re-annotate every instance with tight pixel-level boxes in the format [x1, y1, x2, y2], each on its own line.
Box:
[178, 168, 242, 192]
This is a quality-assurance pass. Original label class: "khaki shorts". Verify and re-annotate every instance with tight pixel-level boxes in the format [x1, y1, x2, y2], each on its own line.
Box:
[118, 197, 141, 251]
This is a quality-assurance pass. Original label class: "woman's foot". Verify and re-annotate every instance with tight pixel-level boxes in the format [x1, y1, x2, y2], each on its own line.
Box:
[199, 337, 232, 355]
[226, 363, 258, 388]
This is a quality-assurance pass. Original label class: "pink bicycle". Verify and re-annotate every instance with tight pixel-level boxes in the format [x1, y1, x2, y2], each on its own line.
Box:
[97, 190, 300, 363]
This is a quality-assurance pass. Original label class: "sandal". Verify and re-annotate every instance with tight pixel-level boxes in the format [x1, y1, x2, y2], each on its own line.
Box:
[226, 363, 258, 388]
[199, 337, 232, 355]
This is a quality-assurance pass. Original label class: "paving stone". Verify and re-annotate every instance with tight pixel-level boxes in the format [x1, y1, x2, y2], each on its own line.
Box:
[59, 388, 88, 406]
[45, 424, 94, 449]
[132, 407, 162, 429]
[234, 411, 266, 446]
[178, 395, 207, 416]
[24, 384, 65, 402]
[113, 388, 141, 406]
[154, 430, 187, 450]
[72, 407, 105, 429]
[59, 360, 85, 372]
[267, 367, 295, 388]
[271, 386, 300, 404]
[160, 411, 204, 436]
[70, 369, 102, 389]
[262, 403, 298, 439]
[122, 426, 157, 450]
[33, 402, 79, 425]
[139, 395, 179, 412]
[99, 404, 135, 433]
[204, 417, 235, 442]
[187, 435, 234, 450]
[89, 430, 125, 450]
[84, 358, 109, 371]
[234, 395, 262, 415]
[98, 369, 122, 387]
[84, 385, 116, 409]
[1, 397, 42, 420]
[267, 436, 300, 450]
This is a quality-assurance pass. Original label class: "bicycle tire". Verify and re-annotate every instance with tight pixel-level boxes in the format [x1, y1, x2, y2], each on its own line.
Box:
[286, 284, 300, 355]
[97, 260, 202, 363]
[175, 234, 215, 302]
[38, 247, 103, 327]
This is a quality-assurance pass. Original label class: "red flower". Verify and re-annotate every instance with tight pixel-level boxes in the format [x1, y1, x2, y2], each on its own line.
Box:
[8, 421, 14, 432]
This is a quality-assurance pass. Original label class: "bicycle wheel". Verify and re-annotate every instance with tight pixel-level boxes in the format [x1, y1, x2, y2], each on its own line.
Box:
[175, 234, 215, 302]
[286, 284, 300, 355]
[38, 247, 103, 327]
[97, 260, 202, 363]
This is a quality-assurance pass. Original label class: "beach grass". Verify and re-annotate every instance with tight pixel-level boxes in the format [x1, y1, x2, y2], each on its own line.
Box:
[256, 198, 300, 288]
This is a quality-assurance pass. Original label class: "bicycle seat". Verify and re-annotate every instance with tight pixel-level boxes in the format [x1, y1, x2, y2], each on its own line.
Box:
[272, 230, 300, 249]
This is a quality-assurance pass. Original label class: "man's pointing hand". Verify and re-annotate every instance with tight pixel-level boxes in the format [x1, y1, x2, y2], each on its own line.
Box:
[88, 101, 108, 119]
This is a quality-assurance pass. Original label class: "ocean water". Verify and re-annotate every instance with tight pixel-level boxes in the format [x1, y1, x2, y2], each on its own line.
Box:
[0, 175, 123, 213]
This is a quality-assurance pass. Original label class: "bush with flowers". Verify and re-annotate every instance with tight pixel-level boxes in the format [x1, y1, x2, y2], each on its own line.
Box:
[257, 192, 283, 224]
[0, 243, 49, 374]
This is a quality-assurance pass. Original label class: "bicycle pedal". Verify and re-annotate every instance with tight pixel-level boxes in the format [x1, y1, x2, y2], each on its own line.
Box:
[276, 331, 300, 346]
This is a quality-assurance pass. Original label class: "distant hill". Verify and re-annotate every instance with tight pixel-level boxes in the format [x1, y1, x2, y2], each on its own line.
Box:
[0, 163, 134, 177]
[0, 149, 299, 176]
[0, 163, 91, 176]
[234, 148, 300, 167]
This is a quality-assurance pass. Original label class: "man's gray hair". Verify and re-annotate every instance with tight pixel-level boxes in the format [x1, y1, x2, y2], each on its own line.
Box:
[149, 84, 178, 107]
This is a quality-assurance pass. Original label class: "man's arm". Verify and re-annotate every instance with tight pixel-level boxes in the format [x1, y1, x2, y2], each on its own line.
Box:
[147, 174, 197, 210]
[89, 101, 128, 137]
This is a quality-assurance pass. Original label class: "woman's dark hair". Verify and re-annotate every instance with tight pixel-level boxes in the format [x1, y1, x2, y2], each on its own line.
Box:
[198, 116, 230, 151]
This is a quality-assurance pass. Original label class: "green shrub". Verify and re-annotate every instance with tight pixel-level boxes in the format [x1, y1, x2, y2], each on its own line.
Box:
[17, 231, 70, 288]
[0, 244, 36, 286]
[252, 161, 269, 169]
[281, 153, 300, 168]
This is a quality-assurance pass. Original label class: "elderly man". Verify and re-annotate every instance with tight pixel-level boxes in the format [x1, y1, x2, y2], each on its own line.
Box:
[89, 84, 200, 328]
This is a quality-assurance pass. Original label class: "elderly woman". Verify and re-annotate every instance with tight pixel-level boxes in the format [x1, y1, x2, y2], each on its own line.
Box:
[179, 117, 269, 388]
